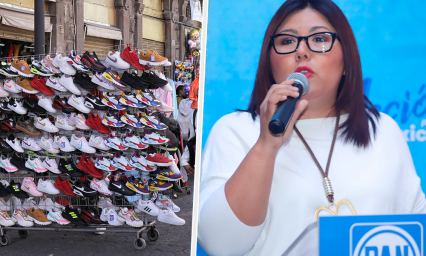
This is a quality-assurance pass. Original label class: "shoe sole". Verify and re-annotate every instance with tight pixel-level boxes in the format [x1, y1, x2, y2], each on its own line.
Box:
[16, 125, 41, 136]
[10, 65, 35, 78]
[146, 160, 173, 167]
[28, 216, 52, 225]
[15, 85, 39, 94]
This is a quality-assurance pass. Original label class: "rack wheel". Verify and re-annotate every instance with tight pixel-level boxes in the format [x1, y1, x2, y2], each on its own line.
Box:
[18, 230, 28, 239]
[187, 190, 191, 194]
[0, 235, 10, 246]
[134, 238, 146, 250]
[147, 228, 159, 241]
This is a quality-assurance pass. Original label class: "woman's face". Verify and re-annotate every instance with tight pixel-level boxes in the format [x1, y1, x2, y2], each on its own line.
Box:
[270, 8, 344, 105]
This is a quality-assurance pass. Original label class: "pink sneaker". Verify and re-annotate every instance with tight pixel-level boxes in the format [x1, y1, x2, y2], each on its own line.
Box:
[21, 177, 43, 197]
[41, 55, 61, 74]
[0, 82, 10, 97]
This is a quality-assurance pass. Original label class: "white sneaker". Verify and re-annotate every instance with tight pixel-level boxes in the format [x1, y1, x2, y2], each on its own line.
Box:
[89, 135, 110, 151]
[157, 208, 185, 226]
[118, 207, 143, 227]
[38, 137, 59, 154]
[37, 198, 56, 212]
[42, 158, 61, 174]
[91, 73, 115, 90]
[8, 98, 27, 114]
[155, 194, 180, 212]
[104, 51, 131, 70]
[69, 113, 90, 130]
[5, 135, 24, 152]
[34, 117, 59, 133]
[22, 197, 39, 210]
[12, 208, 34, 227]
[0, 156, 18, 172]
[59, 74, 81, 95]
[38, 96, 57, 113]
[47, 209, 70, 225]
[22, 137, 42, 151]
[68, 94, 91, 113]
[3, 79, 21, 93]
[55, 115, 76, 131]
[90, 178, 113, 196]
[154, 70, 173, 92]
[167, 155, 180, 174]
[70, 134, 96, 153]
[52, 54, 76, 75]
[94, 157, 117, 172]
[67, 50, 89, 72]
[46, 76, 68, 92]
[37, 178, 60, 194]
[122, 134, 148, 150]
[53, 136, 75, 152]
[25, 156, 48, 173]
[100, 208, 124, 226]
[134, 199, 160, 216]
[0, 210, 14, 226]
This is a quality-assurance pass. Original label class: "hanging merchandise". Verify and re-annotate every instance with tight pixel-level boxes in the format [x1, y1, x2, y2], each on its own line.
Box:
[189, 0, 203, 23]
[187, 29, 201, 56]
[188, 75, 199, 109]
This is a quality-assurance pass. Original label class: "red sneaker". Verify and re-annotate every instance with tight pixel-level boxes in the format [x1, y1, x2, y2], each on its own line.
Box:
[145, 153, 173, 167]
[120, 45, 146, 70]
[30, 75, 54, 95]
[77, 154, 104, 179]
[55, 196, 72, 209]
[54, 175, 76, 196]
[86, 113, 110, 134]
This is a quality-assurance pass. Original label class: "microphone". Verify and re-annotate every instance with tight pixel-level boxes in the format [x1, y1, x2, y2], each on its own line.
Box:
[268, 73, 310, 135]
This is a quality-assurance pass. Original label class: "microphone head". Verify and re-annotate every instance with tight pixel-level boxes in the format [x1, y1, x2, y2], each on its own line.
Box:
[286, 73, 310, 96]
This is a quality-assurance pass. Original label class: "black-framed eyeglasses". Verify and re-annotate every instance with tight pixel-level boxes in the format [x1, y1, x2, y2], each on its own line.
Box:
[270, 32, 340, 54]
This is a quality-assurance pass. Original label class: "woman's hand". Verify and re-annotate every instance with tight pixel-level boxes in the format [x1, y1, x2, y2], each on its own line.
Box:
[258, 79, 308, 152]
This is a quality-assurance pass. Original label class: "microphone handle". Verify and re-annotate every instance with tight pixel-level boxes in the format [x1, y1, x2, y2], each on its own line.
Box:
[268, 83, 304, 135]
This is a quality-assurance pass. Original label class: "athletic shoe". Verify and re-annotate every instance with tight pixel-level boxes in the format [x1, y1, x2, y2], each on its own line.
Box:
[25, 156, 48, 173]
[54, 196, 72, 210]
[67, 50, 90, 72]
[91, 72, 115, 90]
[0, 62, 19, 77]
[30, 75, 54, 95]
[97, 196, 119, 210]
[0, 155, 18, 172]
[3, 79, 21, 93]
[53, 136, 75, 152]
[108, 178, 136, 196]
[141, 132, 169, 145]
[94, 157, 117, 172]
[68, 94, 91, 113]
[119, 92, 145, 108]
[52, 54, 76, 75]
[22, 97, 45, 114]
[0, 182, 10, 198]
[104, 51, 131, 70]
[100, 208, 124, 226]
[38, 198, 56, 212]
[72, 73, 95, 90]
[86, 113, 110, 134]
[9, 152, 30, 171]
[16, 77, 39, 94]
[90, 178, 113, 196]
[30, 60, 54, 76]
[111, 154, 133, 171]
[148, 180, 173, 192]
[121, 112, 144, 128]
[126, 177, 150, 195]
[84, 93, 108, 110]
[154, 70, 173, 91]
[12, 208, 34, 227]
[69, 113, 91, 130]
[153, 169, 182, 182]
[136, 91, 161, 107]
[104, 134, 128, 150]
[102, 114, 125, 127]
[5, 134, 24, 152]
[28, 207, 52, 225]
[46, 76, 68, 92]
[54, 175, 76, 196]
[101, 93, 126, 110]
[134, 199, 160, 216]
[123, 134, 149, 150]
[35, 117, 59, 133]
[37, 178, 60, 194]
[139, 50, 171, 66]
[71, 179, 98, 197]
[77, 154, 104, 178]
[167, 155, 180, 175]
[118, 207, 143, 227]
[120, 45, 146, 70]
[38, 137, 59, 154]
[102, 68, 123, 87]
[155, 193, 180, 212]
[80, 209, 107, 225]
[41, 55, 61, 74]
[0, 210, 14, 226]
[1, 118, 20, 133]
[0, 82, 9, 97]
[0, 139, 14, 154]
[47, 209, 70, 225]
[22, 197, 39, 210]
[7, 180, 29, 198]
[38, 95, 57, 113]
[145, 153, 173, 166]
[141, 113, 167, 130]
[7, 97, 27, 114]
[70, 134, 96, 153]
[55, 115, 76, 131]
[17, 116, 41, 136]
[62, 206, 86, 226]
[53, 96, 76, 113]
[121, 71, 148, 90]
[59, 74, 81, 95]
[42, 157, 61, 174]
[0, 102, 13, 114]
[11, 57, 34, 77]
[81, 51, 106, 73]
[139, 71, 168, 88]
[89, 135, 110, 151]
[129, 152, 156, 172]
[157, 208, 185, 225]
[58, 158, 85, 177]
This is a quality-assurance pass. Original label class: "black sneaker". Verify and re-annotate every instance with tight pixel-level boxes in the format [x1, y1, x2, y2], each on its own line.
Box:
[73, 72, 97, 89]
[80, 209, 107, 225]
[23, 96, 46, 114]
[58, 159, 86, 177]
[108, 179, 136, 196]
[0, 102, 13, 114]
[52, 96, 76, 113]
[62, 205, 87, 226]
[81, 51, 106, 73]
[84, 93, 108, 110]
[1, 118, 21, 133]
[121, 71, 148, 90]
[139, 71, 168, 88]
[0, 181, 10, 197]
[71, 179, 98, 197]
[0, 138, 13, 153]
[10, 153, 30, 171]
[0, 62, 19, 77]
[170, 181, 183, 193]
[6, 180, 29, 199]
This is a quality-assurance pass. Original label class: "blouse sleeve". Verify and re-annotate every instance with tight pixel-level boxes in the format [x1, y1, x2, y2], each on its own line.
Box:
[197, 113, 265, 256]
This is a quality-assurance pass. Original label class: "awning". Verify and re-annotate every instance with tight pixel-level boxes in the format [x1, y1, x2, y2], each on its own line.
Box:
[0, 9, 52, 32]
[85, 23, 122, 40]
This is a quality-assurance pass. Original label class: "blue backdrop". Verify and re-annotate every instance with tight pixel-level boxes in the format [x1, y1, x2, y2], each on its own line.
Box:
[199, 0, 426, 255]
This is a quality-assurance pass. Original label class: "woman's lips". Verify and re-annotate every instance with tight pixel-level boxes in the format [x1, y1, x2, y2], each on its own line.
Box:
[295, 66, 314, 78]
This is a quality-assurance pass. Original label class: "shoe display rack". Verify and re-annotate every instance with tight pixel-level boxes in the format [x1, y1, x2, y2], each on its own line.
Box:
[0, 46, 186, 250]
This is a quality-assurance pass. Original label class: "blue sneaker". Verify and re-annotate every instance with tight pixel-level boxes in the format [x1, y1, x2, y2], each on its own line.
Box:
[102, 114, 125, 127]
[136, 91, 161, 107]
[120, 112, 144, 128]
[119, 92, 145, 108]
[101, 92, 126, 110]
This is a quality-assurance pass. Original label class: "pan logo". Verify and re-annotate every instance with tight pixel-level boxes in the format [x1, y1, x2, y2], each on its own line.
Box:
[351, 223, 423, 256]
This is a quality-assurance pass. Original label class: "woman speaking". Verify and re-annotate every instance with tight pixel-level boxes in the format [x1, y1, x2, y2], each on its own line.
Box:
[197, 0, 426, 255]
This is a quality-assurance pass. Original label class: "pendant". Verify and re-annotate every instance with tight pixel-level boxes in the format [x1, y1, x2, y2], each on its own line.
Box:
[314, 199, 357, 231]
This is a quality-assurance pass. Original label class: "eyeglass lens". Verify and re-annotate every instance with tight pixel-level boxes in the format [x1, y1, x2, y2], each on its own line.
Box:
[274, 33, 334, 53]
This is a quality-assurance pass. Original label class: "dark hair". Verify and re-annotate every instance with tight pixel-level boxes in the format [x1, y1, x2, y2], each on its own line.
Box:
[176, 85, 185, 94]
[245, 0, 379, 148]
